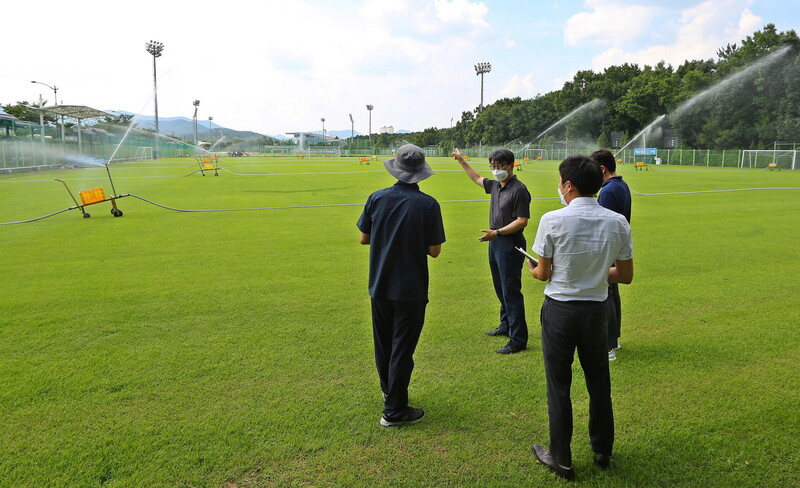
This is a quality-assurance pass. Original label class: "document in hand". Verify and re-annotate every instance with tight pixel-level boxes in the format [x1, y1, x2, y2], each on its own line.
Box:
[515, 247, 538, 266]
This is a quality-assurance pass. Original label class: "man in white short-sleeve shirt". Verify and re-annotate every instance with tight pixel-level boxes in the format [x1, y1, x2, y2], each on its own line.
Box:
[526, 155, 634, 481]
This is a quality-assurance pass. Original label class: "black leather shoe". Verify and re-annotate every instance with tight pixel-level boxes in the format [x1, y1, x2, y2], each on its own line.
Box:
[594, 453, 611, 470]
[485, 327, 509, 337]
[496, 341, 526, 354]
[532, 444, 575, 481]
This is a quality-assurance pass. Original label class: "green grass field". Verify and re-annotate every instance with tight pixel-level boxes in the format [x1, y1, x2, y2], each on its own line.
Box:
[1, 156, 799, 487]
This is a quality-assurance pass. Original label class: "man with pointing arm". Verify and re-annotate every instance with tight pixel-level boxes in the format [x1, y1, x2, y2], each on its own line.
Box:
[451, 148, 530, 354]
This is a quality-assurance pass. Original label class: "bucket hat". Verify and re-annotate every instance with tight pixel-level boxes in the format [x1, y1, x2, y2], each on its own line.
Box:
[384, 144, 434, 183]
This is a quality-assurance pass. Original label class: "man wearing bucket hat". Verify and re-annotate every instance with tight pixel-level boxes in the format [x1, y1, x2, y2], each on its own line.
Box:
[357, 144, 446, 427]
[451, 147, 531, 354]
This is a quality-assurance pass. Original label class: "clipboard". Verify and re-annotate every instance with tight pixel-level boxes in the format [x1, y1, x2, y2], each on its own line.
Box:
[515, 247, 538, 266]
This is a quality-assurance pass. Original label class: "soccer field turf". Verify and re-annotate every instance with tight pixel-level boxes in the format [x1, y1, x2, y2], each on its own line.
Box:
[1, 156, 799, 486]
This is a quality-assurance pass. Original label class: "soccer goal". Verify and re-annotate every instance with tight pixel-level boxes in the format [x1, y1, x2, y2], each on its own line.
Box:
[523, 148, 546, 161]
[307, 146, 342, 157]
[741, 149, 798, 170]
[135, 147, 154, 160]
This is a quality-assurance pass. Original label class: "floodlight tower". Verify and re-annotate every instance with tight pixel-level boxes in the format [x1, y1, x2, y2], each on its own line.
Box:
[474, 61, 491, 112]
[366, 104, 374, 145]
[145, 40, 165, 158]
[192, 100, 200, 146]
[31, 80, 63, 142]
[208, 116, 214, 141]
[321, 117, 326, 142]
[349, 113, 354, 140]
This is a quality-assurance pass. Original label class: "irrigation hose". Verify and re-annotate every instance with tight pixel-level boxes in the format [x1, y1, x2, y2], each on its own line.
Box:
[2, 188, 799, 225]
[0, 207, 76, 225]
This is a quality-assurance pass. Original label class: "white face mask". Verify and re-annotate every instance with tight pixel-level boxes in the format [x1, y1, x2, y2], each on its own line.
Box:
[557, 183, 568, 206]
[492, 169, 508, 181]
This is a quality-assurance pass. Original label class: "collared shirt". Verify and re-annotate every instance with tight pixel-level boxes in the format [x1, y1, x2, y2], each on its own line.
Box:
[532, 197, 633, 302]
[357, 181, 446, 301]
[483, 175, 531, 230]
[598, 176, 631, 223]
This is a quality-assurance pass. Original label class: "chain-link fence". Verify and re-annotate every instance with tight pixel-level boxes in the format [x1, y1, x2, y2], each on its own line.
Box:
[3, 134, 798, 172]
[1, 134, 196, 172]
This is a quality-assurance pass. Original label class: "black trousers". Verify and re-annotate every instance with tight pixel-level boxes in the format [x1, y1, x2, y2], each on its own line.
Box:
[540, 297, 614, 467]
[488, 233, 528, 347]
[606, 283, 622, 350]
[371, 297, 427, 418]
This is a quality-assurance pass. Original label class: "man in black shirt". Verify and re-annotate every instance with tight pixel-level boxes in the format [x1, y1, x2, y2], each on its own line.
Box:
[591, 149, 632, 361]
[452, 148, 531, 354]
[357, 144, 446, 426]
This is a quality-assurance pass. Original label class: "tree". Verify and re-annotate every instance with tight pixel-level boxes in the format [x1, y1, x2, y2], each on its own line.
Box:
[2, 101, 57, 125]
[367, 25, 800, 150]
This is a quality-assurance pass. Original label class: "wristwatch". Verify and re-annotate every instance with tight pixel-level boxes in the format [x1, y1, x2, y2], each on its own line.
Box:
[496, 229, 502, 237]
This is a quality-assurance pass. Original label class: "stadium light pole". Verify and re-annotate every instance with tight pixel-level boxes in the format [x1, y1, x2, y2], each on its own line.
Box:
[349, 113, 354, 140]
[474, 61, 491, 112]
[145, 40, 164, 159]
[208, 116, 213, 142]
[366, 104, 373, 145]
[321, 117, 326, 143]
[192, 100, 200, 147]
[31, 80, 63, 142]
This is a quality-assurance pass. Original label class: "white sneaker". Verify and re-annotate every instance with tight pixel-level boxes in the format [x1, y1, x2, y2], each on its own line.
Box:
[608, 350, 617, 361]
[616, 340, 621, 350]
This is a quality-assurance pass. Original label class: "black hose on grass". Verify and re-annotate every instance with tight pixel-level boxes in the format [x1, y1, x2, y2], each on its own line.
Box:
[4, 188, 797, 225]
[0, 207, 75, 225]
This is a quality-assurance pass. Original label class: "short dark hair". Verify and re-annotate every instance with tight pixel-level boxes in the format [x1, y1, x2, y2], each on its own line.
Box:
[591, 148, 616, 173]
[559, 155, 602, 196]
[488, 148, 515, 166]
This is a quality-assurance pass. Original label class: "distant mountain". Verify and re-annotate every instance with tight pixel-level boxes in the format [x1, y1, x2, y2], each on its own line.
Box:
[105, 111, 274, 142]
[103, 111, 404, 142]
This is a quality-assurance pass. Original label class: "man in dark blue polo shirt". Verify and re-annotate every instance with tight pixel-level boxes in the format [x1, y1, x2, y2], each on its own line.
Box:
[591, 149, 632, 361]
[452, 148, 531, 354]
[357, 144, 446, 427]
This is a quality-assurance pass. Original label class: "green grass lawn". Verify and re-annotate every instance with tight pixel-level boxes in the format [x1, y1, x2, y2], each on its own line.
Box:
[1, 156, 799, 487]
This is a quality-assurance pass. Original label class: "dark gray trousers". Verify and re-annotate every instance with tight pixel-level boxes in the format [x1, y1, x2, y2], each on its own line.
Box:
[371, 297, 427, 418]
[540, 296, 614, 467]
[606, 283, 622, 350]
[488, 233, 528, 347]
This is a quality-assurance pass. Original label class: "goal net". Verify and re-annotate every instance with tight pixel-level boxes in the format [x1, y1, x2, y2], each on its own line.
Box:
[135, 146, 154, 160]
[306, 146, 342, 157]
[523, 148, 546, 161]
[740, 150, 797, 170]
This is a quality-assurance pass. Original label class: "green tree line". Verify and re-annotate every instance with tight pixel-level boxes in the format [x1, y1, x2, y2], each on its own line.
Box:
[378, 24, 799, 151]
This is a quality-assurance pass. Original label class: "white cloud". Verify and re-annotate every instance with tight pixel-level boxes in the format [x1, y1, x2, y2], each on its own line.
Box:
[433, 0, 490, 27]
[564, 1, 661, 46]
[586, 0, 763, 71]
[496, 75, 537, 99]
[736, 7, 763, 38]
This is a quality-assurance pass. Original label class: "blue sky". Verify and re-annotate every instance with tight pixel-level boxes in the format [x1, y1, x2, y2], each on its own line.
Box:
[2, 0, 798, 137]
